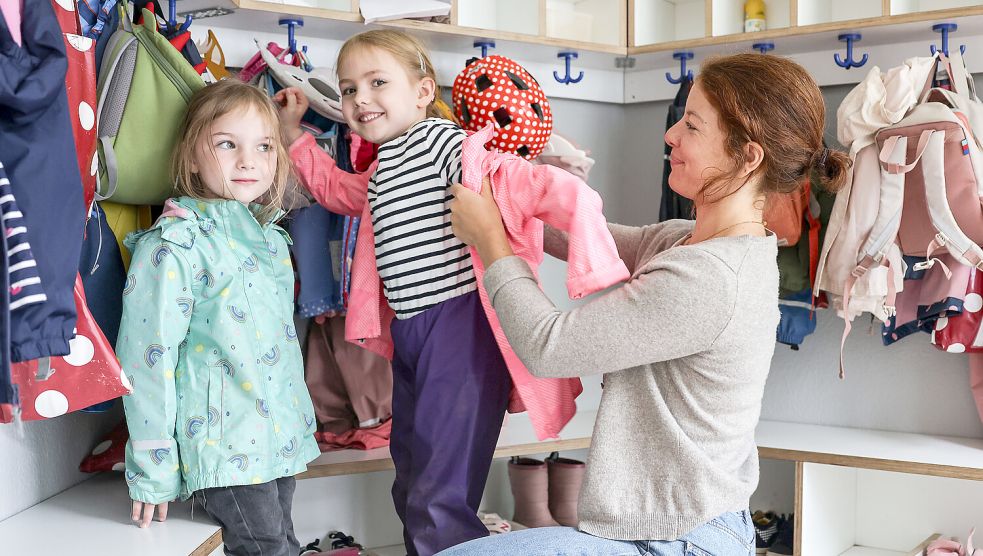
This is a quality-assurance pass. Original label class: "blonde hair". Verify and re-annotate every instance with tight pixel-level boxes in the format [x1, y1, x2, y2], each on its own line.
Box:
[171, 79, 291, 224]
[337, 29, 452, 122]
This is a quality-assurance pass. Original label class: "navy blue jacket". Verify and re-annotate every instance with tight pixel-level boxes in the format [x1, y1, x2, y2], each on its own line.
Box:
[0, 0, 85, 362]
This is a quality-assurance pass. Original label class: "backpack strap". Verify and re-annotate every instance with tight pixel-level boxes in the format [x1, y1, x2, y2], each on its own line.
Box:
[919, 129, 983, 269]
[839, 135, 910, 378]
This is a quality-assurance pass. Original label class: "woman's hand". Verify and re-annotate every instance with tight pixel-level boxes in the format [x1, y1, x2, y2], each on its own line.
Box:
[272, 87, 308, 145]
[131, 499, 168, 529]
[450, 178, 513, 266]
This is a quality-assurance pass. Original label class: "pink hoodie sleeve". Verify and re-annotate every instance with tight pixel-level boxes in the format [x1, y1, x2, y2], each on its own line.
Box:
[499, 159, 630, 298]
[288, 133, 375, 217]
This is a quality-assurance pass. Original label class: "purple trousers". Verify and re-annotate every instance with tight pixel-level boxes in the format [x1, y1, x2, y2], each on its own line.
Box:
[389, 291, 511, 556]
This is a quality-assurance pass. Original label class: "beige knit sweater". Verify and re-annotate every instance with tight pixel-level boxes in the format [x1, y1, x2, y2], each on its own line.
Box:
[483, 219, 779, 540]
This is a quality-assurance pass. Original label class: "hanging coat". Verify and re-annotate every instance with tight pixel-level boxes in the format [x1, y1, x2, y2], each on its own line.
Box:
[0, 0, 85, 362]
[658, 77, 694, 222]
[288, 123, 352, 318]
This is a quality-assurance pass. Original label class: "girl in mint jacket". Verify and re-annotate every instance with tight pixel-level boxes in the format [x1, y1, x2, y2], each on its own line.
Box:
[118, 80, 318, 556]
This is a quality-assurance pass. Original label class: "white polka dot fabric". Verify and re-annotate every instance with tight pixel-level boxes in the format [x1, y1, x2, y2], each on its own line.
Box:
[932, 268, 983, 353]
[9, 279, 132, 422]
[51, 0, 98, 212]
[452, 55, 553, 160]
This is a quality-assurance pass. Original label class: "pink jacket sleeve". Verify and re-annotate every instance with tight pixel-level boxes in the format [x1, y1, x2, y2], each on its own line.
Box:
[288, 133, 375, 218]
[497, 158, 630, 298]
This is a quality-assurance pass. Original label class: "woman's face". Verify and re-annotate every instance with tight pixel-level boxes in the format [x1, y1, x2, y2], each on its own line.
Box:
[663, 82, 735, 203]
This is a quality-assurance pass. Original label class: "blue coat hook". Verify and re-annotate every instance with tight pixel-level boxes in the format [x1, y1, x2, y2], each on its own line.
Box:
[834, 34, 868, 69]
[554, 52, 584, 85]
[752, 42, 774, 54]
[931, 23, 966, 57]
[666, 52, 694, 84]
[473, 40, 495, 58]
[279, 18, 304, 55]
[167, 0, 192, 32]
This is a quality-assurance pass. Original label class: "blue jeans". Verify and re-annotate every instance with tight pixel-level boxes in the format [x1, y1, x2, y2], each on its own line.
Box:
[435, 510, 754, 556]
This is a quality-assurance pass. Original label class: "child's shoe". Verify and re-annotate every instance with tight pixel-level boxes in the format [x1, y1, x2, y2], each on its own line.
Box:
[752, 511, 780, 554]
[508, 456, 560, 528]
[546, 452, 585, 528]
[765, 514, 794, 556]
[927, 528, 983, 556]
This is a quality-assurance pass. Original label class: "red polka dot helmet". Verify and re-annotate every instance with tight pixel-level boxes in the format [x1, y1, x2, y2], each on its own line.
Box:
[452, 55, 553, 160]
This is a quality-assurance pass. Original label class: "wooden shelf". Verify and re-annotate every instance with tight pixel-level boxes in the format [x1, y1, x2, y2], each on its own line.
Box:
[182, 0, 629, 57]
[838, 533, 940, 555]
[299, 417, 983, 481]
[0, 473, 222, 556]
[2, 419, 975, 555]
[629, 5, 983, 54]
[757, 420, 983, 481]
[297, 409, 596, 480]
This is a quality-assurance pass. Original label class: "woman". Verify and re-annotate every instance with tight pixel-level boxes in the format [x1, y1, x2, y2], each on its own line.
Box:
[440, 54, 849, 555]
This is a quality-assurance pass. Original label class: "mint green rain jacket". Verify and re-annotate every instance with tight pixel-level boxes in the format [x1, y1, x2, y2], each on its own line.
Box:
[119, 197, 320, 504]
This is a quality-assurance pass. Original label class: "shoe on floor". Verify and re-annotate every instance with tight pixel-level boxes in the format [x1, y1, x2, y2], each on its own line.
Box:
[765, 514, 794, 556]
[752, 511, 780, 554]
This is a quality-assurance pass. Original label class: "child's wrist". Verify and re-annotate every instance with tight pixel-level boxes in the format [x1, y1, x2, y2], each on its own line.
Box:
[284, 126, 304, 145]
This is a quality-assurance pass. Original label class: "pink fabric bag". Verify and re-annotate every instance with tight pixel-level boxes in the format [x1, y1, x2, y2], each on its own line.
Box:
[0, 0, 21, 45]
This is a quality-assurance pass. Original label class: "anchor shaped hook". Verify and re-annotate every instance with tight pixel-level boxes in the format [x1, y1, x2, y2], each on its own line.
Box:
[473, 40, 495, 58]
[279, 18, 305, 55]
[930, 23, 966, 57]
[553, 52, 584, 85]
[665, 52, 694, 85]
[166, 0, 192, 33]
[834, 34, 868, 69]
[752, 42, 774, 54]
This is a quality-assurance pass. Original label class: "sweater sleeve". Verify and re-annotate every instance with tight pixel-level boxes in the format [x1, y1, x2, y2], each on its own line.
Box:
[288, 133, 373, 217]
[119, 236, 193, 504]
[482, 248, 737, 378]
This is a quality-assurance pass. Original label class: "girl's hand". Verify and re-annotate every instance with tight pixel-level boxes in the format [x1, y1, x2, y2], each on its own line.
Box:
[131, 499, 169, 529]
[273, 87, 308, 145]
[450, 179, 513, 265]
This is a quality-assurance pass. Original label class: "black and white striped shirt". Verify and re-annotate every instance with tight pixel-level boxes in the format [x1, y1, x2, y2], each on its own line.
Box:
[369, 119, 476, 319]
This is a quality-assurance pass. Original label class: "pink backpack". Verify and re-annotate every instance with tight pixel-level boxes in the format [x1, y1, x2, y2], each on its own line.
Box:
[816, 51, 983, 376]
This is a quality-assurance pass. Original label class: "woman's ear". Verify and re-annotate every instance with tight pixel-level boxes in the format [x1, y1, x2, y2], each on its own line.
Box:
[417, 76, 436, 109]
[742, 141, 765, 177]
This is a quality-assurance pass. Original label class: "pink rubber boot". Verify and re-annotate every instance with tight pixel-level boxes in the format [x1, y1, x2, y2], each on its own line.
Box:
[546, 452, 586, 527]
[509, 457, 560, 528]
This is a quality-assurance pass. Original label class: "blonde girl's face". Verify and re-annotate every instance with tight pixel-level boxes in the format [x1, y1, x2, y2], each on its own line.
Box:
[337, 46, 435, 144]
[191, 106, 276, 204]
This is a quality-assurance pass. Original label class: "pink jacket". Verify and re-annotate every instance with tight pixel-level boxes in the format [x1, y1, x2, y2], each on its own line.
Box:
[289, 125, 630, 439]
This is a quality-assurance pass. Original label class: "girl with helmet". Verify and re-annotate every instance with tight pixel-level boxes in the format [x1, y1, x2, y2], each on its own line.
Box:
[276, 29, 627, 556]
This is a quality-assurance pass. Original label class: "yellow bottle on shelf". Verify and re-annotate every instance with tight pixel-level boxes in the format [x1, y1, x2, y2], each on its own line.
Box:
[744, 0, 766, 32]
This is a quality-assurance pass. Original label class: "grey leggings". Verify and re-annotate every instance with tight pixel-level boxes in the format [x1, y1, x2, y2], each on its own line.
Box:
[196, 476, 300, 556]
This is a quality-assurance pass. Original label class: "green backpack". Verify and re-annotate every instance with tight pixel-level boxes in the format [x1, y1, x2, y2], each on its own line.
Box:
[96, 5, 204, 205]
